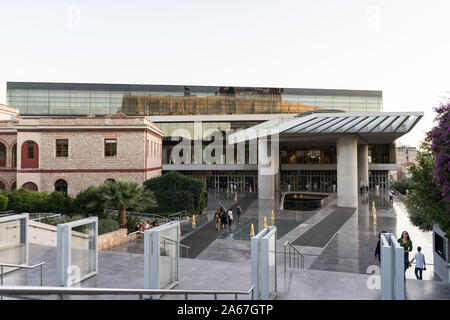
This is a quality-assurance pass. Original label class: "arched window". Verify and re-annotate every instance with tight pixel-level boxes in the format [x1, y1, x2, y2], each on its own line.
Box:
[11, 181, 16, 191]
[22, 182, 38, 191]
[21, 141, 39, 168]
[0, 181, 5, 190]
[12, 143, 17, 168]
[0, 143, 6, 167]
[105, 178, 116, 184]
[54, 179, 68, 194]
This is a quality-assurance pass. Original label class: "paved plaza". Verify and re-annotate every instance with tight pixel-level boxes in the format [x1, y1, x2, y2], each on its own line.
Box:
[1, 190, 449, 300]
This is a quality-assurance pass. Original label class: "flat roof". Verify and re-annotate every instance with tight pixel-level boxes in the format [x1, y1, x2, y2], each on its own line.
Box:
[7, 81, 383, 97]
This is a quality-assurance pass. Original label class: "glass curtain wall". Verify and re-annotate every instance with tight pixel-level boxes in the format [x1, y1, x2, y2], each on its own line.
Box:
[7, 83, 383, 116]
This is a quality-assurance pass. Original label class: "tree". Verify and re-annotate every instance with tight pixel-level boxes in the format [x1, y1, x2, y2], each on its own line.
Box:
[0, 190, 8, 211]
[428, 101, 450, 204]
[406, 101, 450, 238]
[74, 186, 106, 218]
[99, 180, 157, 228]
[143, 171, 206, 215]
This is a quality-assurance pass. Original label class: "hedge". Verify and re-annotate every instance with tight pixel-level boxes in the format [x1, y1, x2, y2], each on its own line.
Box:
[143, 171, 206, 216]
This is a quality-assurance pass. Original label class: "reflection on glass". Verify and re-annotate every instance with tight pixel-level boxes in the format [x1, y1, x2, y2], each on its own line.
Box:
[7, 84, 383, 116]
[158, 227, 178, 289]
[267, 232, 276, 299]
[0, 215, 27, 272]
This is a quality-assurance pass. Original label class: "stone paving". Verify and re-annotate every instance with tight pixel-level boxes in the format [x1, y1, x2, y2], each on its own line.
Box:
[1, 190, 448, 300]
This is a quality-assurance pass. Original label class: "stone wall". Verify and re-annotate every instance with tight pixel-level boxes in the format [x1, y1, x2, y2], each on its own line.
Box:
[98, 228, 129, 251]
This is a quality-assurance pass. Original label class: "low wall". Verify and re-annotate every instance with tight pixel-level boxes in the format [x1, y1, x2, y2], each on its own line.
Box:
[29, 221, 129, 251]
[98, 228, 128, 251]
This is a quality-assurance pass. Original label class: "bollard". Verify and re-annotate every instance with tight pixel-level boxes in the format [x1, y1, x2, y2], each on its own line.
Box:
[263, 216, 267, 228]
[250, 224, 255, 237]
[271, 210, 275, 226]
[372, 201, 377, 226]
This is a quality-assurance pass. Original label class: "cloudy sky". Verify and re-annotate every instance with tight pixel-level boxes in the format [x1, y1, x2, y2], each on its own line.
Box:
[0, 0, 448, 146]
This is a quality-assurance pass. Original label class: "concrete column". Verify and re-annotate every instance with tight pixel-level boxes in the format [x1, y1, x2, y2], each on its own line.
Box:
[258, 138, 276, 199]
[337, 136, 358, 207]
[358, 144, 369, 189]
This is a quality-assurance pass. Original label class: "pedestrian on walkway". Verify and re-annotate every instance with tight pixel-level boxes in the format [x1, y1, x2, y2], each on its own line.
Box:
[228, 209, 233, 227]
[410, 246, 426, 280]
[236, 205, 242, 224]
[374, 230, 387, 263]
[227, 208, 233, 227]
[214, 210, 221, 231]
[389, 188, 394, 203]
[220, 208, 228, 230]
[398, 231, 413, 274]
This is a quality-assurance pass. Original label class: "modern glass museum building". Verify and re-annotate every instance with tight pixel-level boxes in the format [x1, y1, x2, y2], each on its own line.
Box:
[6, 82, 422, 207]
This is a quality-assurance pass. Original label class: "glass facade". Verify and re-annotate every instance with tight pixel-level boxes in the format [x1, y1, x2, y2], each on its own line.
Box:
[7, 82, 383, 116]
[369, 144, 391, 163]
[158, 121, 261, 139]
[281, 146, 337, 164]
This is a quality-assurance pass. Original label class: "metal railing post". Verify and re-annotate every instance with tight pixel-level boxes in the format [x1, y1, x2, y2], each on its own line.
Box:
[185, 293, 188, 300]
[284, 245, 286, 273]
[40, 264, 43, 286]
[289, 246, 291, 268]
[1, 265, 3, 300]
[214, 294, 217, 300]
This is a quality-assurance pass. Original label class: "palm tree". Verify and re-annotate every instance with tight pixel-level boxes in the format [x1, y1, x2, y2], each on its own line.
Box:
[100, 180, 157, 228]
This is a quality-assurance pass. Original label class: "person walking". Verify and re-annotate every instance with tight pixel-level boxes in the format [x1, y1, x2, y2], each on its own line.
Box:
[227, 208, 233, 227]
[374, 230, 387, 263]
[236, 205, 242, 224]
[388, 188, 394, 203]
[214, 210, 221, 231]
[228, 209, 233, 227]
[410, 246, 426, 280]
[220, 208, 228, 230]
[398, 231, 413, 275]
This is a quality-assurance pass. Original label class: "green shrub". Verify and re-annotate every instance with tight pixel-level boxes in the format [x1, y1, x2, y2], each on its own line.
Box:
[47, 191, 74, 215]
[73, 186, 106, 218]
[144, 171, 206, 215]
[0, 190, 8, 211]
[98, 218, 120, 235]
[392, 178, 415, 195]
[126, 215, 140, 234]
[199, 191, 208, 213]
[7, 188, 51, 213]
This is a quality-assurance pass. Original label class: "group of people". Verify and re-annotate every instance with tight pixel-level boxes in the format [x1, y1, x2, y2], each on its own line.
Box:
[214, 205, 242, 231]
[374, 230, 426, 280]
[135, 218, 160, 237]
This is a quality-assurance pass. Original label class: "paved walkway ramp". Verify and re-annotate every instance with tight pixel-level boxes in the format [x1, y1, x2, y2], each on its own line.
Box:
[180, 193, 256, 258]
[292, 207, 356, 247]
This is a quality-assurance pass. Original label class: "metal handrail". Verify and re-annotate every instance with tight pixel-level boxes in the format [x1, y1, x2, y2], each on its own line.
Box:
[126, 232, 191, 258]
[0, 262, 46, 300]
[106, 210, 169, 223]
[0, 284, 255, 300]
[283, 241, 305, 271]
[30, 214, 61, 222]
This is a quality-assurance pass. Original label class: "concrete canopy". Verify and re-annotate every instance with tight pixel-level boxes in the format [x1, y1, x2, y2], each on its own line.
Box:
[228, 111, 424, 145]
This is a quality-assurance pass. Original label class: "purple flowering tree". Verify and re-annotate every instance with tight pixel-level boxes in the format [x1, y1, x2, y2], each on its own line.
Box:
[406, 99, 450, 238]
[428, 101, 450, 203]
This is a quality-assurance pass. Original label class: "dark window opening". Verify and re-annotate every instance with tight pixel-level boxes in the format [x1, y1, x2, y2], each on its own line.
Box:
[56, 139, 69, 157]
[12, 144, 17, 168]
[54, 179, 68, 194]
[27, 141, 34, 159]
[435, 233, 447, 261]
[0, 143, 6, 167]
[105, 139, 117, 157]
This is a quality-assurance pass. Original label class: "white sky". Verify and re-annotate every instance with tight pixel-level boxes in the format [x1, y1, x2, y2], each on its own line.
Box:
[0, 0, 449, 147]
